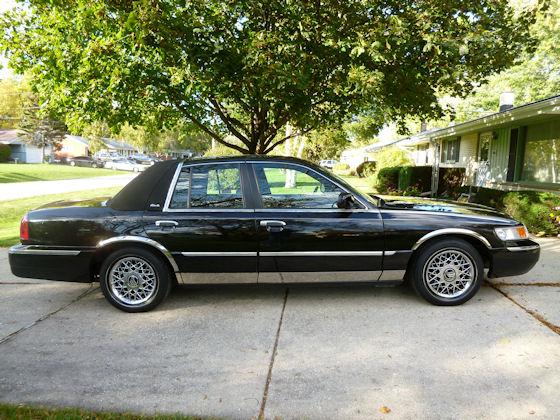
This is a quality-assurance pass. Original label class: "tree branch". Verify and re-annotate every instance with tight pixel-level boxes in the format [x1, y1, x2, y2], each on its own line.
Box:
[208, 97, 251, 143]
[262, 126, 314, 154]
[172, 100, 249, 154]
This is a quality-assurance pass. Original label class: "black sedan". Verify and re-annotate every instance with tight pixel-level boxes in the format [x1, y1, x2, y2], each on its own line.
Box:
[67, 155, 104, 168]
[9, 156, 540, 312]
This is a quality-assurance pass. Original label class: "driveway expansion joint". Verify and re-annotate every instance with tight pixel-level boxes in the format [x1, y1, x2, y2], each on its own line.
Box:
[258, 287, 289, 420]
[0, 284, 99, 346]
[489, 283, 560, 336]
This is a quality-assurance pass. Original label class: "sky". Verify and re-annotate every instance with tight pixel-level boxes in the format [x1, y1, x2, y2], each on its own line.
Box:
[0, 0, 17, 79]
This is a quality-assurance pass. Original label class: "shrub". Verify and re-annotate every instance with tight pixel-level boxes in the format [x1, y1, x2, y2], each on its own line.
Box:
[438, 167, 465, 197]
[503, 192, 560, 236]
[376, 166, 400, 194]
[0, 144, 11, 162]
[356, 161, 376, 178]
[398, 166, 432, 193]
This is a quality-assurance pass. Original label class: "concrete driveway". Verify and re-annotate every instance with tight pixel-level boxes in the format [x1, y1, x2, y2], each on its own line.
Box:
[1, 239, 559, 419]
[0, 173, 136, 201]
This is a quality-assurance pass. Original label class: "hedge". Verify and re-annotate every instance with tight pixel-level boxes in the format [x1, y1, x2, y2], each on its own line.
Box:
[459, 187, 560, 235]
[398, 166, 432, 193]
[375, 166, 401, 193]
[0, 144, 11, 162]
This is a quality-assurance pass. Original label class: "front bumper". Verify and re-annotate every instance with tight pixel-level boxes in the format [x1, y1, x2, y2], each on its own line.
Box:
[9, 245, 94, 282]
[488, 239, 540, 278]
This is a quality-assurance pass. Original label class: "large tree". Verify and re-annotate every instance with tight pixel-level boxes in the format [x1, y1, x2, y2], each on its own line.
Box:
[1, 0, 539, 154]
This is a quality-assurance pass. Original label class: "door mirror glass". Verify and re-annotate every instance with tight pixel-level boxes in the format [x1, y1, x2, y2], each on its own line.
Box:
[336, 192, 355, 209]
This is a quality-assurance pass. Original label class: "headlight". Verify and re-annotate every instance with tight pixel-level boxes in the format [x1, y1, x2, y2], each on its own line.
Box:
[494, 225, 529, 241]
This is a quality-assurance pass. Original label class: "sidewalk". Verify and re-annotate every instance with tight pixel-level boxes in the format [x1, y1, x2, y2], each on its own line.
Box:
[0, 174, 136, 201]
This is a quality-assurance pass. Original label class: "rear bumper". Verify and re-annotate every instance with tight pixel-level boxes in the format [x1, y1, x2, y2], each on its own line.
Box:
[488, 240, 540, 278]
[9, 245, 94, 282]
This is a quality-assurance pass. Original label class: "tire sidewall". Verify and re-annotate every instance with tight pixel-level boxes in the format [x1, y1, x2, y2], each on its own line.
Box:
[100, 247, 172, 312]
[412, 239, 483, 306]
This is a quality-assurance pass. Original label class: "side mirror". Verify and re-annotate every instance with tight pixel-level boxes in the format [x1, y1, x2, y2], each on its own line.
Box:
[337, 192, 355, 209]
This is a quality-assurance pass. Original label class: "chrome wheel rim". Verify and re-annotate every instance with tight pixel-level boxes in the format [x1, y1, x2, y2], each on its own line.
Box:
[423, 249, 476, 298]
[108, 256, 158, 305]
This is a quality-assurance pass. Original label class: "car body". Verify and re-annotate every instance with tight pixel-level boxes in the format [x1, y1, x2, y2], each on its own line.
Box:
[9, 156, 540, 312]
[67, 155, 104, 168]
[319, 159, 337, 169]
[104, 158, 148, 172]
[94, 151, 121, 162]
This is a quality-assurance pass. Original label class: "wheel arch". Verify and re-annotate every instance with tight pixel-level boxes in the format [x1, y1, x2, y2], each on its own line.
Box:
[91, 236, 179, 281]
[407, 229, 492, 275]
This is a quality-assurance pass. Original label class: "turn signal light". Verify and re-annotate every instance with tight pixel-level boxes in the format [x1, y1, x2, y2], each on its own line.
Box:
[20, 213, 29, 241]
[516, 226, 528, 239]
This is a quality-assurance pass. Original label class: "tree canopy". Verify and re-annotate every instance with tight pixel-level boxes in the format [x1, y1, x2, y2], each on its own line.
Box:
[1, 0, 538, 154]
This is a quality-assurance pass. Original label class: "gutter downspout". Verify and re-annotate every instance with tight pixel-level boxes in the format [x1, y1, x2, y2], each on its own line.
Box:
[430, 138, 440, 197]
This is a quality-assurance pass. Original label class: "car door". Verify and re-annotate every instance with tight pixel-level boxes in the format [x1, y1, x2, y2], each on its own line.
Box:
[144, 161, 258, 284]
[249, 161, 385, 283]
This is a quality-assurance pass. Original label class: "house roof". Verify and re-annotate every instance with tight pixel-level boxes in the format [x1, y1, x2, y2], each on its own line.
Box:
[396, 94, 560, 146]
[64, 134, 90, 146]
[102, 137, 136, 151]
[0, 129, 22, 145]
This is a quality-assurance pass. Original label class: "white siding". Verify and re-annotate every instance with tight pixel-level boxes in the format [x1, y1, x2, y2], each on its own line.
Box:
[440, 134, 477, 169]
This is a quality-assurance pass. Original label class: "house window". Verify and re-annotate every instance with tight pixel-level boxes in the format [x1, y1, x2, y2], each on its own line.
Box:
[521, 138, 560, 184]
[417, 144, 429, 165]
[441, 138, 460, 163]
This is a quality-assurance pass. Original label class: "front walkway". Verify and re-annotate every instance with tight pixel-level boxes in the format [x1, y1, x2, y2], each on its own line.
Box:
[0, 238, 559, 418]
[0, 174, 136, 201]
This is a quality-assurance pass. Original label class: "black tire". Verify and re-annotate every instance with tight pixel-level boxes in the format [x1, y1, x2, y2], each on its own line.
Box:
[411, 238, 483, 306]
[99, 247, 172, 312]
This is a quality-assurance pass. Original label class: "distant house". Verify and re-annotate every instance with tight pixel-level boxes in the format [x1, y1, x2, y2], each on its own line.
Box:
[392, 94, 560, 193]
[57, 135, 136, 158]
[0, 129, 51, 163]
[340, 139, 406, 170]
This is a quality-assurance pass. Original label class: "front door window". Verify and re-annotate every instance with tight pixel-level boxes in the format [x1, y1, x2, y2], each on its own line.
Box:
[253, 163, 343, 209]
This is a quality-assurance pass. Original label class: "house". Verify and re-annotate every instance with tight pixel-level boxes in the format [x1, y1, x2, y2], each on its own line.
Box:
[0, 129, 51, 163]
[395, 94, 560, 194]
[57, 135, 137, 158]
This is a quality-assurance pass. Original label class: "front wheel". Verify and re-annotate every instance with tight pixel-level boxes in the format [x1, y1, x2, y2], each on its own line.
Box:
[99, 247, 172, 312]
[411, 238, 483, 306]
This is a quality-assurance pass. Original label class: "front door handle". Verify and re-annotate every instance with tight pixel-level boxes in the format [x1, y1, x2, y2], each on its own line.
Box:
[260, 220, 286, 232]
[155, 220, 178, 228]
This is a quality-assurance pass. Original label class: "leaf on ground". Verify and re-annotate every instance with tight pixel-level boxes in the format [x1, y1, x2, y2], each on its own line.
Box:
[379, 405, 391, 414]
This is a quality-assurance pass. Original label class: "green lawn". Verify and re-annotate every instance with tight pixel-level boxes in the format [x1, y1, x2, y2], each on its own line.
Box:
[339, 174, 376, 195]
[0, 186, 122, 247]
[0, 403, 210, 420]
[0, 163, 125, 183]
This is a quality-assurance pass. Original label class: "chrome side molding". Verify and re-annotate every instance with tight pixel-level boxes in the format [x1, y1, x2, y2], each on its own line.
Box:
[412, 228, 492, 250]
[97, 236, 179, 273]
[506, 245, 540, 252]
[9, 245, 81, 256]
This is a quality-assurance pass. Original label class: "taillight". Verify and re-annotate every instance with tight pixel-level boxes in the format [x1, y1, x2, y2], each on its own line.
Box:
[20, 213, 29, 241]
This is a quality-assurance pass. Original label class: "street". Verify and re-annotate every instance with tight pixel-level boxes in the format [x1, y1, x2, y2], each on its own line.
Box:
[0, 239, 559, 419]
[0, 174, 136, 201]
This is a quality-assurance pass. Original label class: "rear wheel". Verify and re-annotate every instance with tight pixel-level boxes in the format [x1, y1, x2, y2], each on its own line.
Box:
[70, 161, 76, 166]
[411, 238, 483, 306]
[99, 247, 172, 312]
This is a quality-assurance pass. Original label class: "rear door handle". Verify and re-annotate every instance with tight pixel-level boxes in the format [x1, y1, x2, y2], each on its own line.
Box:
[260, 220, 286, 232]
[155, 220, 178, 228]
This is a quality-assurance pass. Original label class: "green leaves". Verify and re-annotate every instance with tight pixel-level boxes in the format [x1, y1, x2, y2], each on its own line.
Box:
[0, 0, 537, 153]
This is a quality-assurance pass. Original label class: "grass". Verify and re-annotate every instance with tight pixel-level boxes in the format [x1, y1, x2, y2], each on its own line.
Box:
[0, 186, 122, 247]
[0, 163, 125, 183]
[339, 174, 375, 195]
[0, 403, 211, 420]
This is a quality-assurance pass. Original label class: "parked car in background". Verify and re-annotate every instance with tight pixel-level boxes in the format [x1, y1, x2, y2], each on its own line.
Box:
[9, 156, 540, 312]
[94, 151, 121, 162]
[67, 156, 104, 168]
[129, 153, 159, 165]
[104, 158, 148, 172]
[319, 159, 337, 169]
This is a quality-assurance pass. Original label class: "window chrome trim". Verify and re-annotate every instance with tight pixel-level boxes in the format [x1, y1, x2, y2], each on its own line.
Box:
[162, 162, 183, 212]
[9, 245, 81, 256]
[506, 245, 540, 252]
[411, 228, 492, 250]
[163, 161, 247, 212]
[97, 236, 179, 273]
[181, 251, 257, 257]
